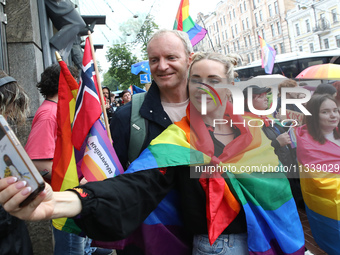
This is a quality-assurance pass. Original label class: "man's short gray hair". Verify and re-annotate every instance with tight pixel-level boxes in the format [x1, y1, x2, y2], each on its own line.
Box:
[147, 29, 193, 57]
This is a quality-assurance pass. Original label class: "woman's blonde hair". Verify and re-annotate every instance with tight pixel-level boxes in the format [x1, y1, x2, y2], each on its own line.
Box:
[0, 70, 29, 123]
[189, 52, 237, 84]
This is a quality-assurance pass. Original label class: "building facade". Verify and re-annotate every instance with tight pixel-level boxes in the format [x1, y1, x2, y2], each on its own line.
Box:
[286, 0, 340, 52]
[194, 0, 340, 66]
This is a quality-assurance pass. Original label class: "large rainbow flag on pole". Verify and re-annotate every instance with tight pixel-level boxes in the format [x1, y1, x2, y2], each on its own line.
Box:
[173, 0, 207, 46]
[51, 56, 82, 233]
[296, 125, 340, 254]
[259, 35, 276, 74]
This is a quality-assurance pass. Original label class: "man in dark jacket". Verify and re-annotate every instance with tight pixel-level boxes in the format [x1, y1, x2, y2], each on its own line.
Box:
[110, 29, 193, 170]
[108, 29, 193, 254]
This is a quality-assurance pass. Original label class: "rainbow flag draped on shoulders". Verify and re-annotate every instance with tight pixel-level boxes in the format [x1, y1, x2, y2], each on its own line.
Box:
[259, 35, 276, 74]
[296, 125, 340, 254]
[173, 0, 207, 46]
[97, 103, 304, 254]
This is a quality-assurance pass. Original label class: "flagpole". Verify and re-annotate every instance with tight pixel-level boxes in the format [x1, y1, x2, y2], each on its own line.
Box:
[55, 51, 62, 62]
[87, 31, 112, 141]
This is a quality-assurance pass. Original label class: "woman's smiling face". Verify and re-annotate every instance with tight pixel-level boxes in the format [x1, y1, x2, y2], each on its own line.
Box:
[318, 98, 340, 133]
[189, 59, 230, 115]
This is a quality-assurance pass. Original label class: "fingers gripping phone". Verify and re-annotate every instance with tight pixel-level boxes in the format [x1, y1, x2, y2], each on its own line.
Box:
[0, 115, 45, 207]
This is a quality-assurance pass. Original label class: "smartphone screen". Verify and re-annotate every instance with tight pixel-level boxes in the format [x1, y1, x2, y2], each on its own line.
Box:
[0, 115, 45, 207]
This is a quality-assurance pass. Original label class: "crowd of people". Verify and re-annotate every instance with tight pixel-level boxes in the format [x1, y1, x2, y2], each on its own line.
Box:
[0, 29, 339, 255]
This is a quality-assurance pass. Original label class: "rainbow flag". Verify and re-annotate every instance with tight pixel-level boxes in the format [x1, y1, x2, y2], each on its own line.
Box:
[296, 125, 340, 254]
[259, 35, 276, 74]
[80, 118, 123, 182]
[51, 59, 82, 234]
[52, 37, 123, 234]
[93, 103, 304, 254]
[173, 0, 207, 46]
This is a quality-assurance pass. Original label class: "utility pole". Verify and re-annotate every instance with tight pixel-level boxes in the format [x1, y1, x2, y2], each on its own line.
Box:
[199, 14, 215, 52]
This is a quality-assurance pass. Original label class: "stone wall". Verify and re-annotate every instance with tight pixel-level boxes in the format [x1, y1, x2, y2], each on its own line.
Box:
[5, 0, 53, 254]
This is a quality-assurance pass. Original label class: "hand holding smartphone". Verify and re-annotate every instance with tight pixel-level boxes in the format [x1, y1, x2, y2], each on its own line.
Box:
[0, 115, 45, 207]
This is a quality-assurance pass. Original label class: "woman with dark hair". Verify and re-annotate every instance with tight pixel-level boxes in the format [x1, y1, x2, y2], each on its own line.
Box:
[102, 86, 114, 122]
[296, 94, 340, 254]
[0, 70, 33, 255]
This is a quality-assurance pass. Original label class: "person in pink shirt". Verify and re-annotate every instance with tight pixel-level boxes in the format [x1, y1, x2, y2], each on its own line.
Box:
[25, 64, 78, 181]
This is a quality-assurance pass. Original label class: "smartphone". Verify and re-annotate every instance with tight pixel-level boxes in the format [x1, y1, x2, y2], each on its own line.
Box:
[0, 115, 45, 207]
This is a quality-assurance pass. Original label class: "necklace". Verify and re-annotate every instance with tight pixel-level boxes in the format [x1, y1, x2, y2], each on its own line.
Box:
[214, 132, 234, 136]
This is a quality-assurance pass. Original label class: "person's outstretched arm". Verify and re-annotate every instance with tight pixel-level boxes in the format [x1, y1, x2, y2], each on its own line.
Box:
[0, 177, 81, 220]
[0, 168, 176, 241]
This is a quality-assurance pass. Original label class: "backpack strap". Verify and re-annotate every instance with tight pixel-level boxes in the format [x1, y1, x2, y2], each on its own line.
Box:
[128, 92, 147, 163]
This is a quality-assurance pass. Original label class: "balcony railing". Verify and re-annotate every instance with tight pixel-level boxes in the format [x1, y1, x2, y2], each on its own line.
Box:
[313, 18, 330, 33]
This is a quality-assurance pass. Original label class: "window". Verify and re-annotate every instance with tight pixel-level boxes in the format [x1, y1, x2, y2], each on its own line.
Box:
[222, 32, 225, 40]
[218, 35, 220, 45]
[229, 11, 232, 20]
[247, 54, 251, 63]
[227, 45, 230, 53]
[280, 42, 285, 53]
[336, 35, 340, 47]
[262, 29, 265, 40]
[224, 15, 226, 25]
[324, 38, 329, 49]
[277, 22, 281, 34]
[240, 3, 243, 13]
[231, 26, 235, 38]
[248, 35, 252, 45]
[271, 24, 275, 36]
[225, 30, 228, 39]
[309, 43, 314, 52]
[214, 23, 216, 31]
[274, 45, 278, 53]
[268, 4, 272, 17]
[237, 40, 240, 50]
[233, 9, 236, 18]
[244, 1, 247, 11]
[233, 42, 236, 51]
[235, 24, 238, 34]
[332, 9, 338, 23]
[299, 46, 303, 52]
[320, 13, 326, 28]
[274, 1, 279, 14]
[306, 19, 310, 33]
[253, 0, 256, 8]
[246, 17, 249, 28]
[251, 53, 255, 61]
[255, 13, 259, 26]
[242, 20, 245, 30]
[259, 10, 263, 21]
[295, 23, 300, 36]
[244, 36, 248, 47]
[216, 21, 219, 32]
